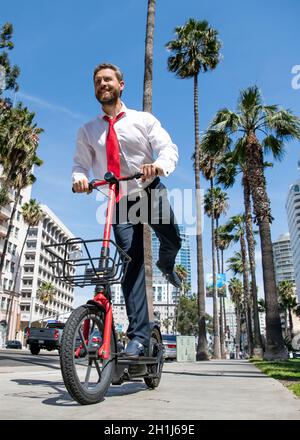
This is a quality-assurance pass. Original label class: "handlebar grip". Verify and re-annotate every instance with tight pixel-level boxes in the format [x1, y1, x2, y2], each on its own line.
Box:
[133, 172, 144, 179]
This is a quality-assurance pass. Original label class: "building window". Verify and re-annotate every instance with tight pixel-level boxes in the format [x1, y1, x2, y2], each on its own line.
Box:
[1, 297, 6, 309]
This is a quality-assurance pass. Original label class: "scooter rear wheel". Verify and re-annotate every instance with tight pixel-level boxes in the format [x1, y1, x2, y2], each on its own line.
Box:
[144, 327, 164, 389]
[60, 305, 115, 405]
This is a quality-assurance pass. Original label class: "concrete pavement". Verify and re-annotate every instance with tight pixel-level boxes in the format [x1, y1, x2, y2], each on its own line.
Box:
[0, 358, 300, 420]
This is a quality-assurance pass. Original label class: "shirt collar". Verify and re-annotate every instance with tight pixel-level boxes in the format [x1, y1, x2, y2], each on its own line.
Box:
[100, 102, 127, 120]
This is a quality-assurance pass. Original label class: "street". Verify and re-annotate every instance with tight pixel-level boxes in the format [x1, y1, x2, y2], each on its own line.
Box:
[1, 349, 300, 420]
[0, 348, 60, 368]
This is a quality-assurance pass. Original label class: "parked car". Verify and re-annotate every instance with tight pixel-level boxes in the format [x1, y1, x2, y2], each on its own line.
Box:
[6, 340, 22, 349]
[26, 322, 65, 355]
[162, 334, 177, 360]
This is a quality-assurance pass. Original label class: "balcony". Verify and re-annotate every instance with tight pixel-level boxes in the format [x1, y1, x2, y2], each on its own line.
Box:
[0, 205, 12, 220]
[0, 224, 8, 238]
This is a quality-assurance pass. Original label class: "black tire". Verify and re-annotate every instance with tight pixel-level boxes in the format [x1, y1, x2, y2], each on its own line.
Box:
[60, 305, 115, 405]
[30, 345, 40, 355]
[144, 327, 164, 389]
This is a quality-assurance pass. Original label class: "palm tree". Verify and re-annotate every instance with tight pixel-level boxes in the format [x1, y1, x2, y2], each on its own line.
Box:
[202, 158, 222, 358]
[0, 104, 43, 278]
[258, 298, 266, 313]
[204, 86, 300, 359]
[215, 152, 264, 357]
[278, 281, 298, 338]
[216, 224, 232, 345]
[204, 184, 229, 358]
[166, 19, 221, 360]
[0, 22, 20, 97]
[226, 251, 244, 276]
[226, 215, 254, 355]
[36, 282, 56, 327]
[142, 0, 156, 322]
[5, 199, 43, 336]
[228, 278, 243, 358]
[174, 264, 189, 333]
[204, 186, 223, 358]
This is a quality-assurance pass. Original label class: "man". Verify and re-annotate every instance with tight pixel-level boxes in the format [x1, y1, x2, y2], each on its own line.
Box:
[72, 63, 181, 357]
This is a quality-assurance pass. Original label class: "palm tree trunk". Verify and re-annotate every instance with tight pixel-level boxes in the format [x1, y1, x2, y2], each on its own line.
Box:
[221, 249, 228, 346]
[243, 172, 263, 357]
[6, 225, 29, 338]
[284, 309, 288, 338]
[288, 306, 293, 338]
[143, 0, 156, 113]
[245, 132, 287, 360]
[1, 188, 21, 340]
[235, 305, 241, 358]
[142, 0, 156, 323]
[0, 188, 21, 280]
[194, 74, 209, 361]
[239, 233, 254, 356]
[216, 218, 225, 358]
[210, 180, 221, 359]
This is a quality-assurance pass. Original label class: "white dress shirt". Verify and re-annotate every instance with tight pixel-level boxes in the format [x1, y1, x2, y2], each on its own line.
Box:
[72, 103, 179, 196]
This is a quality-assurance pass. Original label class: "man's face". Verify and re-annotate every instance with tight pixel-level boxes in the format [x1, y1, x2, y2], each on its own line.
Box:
[94, 68, 124, 105]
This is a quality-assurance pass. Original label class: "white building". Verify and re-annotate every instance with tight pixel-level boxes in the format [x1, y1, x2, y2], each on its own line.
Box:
[110, 284, 128, 334]
[19, 205, 75, 341]
[111, 281, 180, 335]
[0, 176, 32, 343]
[286, 181, 300, 301]
[272, 232, 295, 285]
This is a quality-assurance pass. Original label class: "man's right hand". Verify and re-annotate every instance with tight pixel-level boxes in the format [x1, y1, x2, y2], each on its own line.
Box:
[72, 177, 91, 193]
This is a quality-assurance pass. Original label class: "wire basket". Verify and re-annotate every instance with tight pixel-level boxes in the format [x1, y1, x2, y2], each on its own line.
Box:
[44, 237, 131, 287]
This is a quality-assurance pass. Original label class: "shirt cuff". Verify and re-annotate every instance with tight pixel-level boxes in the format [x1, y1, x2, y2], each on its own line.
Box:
[72, 172, 89, 184]
[153, 159, 173, 177]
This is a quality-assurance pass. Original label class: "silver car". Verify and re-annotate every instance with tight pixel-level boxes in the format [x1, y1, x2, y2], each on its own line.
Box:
[162, 334, 176, 360]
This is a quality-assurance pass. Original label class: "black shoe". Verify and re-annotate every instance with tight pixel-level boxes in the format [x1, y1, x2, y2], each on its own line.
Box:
[156, 261, 182, 289]
[120, 338, 145, 358]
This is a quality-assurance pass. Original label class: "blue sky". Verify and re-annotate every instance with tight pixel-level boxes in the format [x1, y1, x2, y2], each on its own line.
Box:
[2, 0, 300, 309]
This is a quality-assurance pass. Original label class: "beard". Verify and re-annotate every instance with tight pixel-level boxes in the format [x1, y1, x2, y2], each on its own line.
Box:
[95, 88, 120, 105]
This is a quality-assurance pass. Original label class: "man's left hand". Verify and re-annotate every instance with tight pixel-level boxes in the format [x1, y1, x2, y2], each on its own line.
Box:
[141, 163, 163, 181]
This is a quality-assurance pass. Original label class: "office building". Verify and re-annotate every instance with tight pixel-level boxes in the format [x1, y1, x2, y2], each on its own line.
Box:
[286, 181, 300, 301]
[0, 176, 32, 343]
[272, 233, 295, 285]
[19, 205, 75, 341]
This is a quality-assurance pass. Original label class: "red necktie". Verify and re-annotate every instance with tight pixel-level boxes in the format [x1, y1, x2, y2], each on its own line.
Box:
[103, 112, 125, 201]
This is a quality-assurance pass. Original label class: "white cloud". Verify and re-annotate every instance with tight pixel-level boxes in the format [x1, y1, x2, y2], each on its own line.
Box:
[17, 92, 87, 120]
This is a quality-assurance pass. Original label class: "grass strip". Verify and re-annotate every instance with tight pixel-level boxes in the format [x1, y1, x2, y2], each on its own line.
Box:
[251, 358, 300, 397]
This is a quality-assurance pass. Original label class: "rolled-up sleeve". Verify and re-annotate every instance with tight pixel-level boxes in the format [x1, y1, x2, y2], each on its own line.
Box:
[145, 114, 179, 177]
[72, 126, 94, 183]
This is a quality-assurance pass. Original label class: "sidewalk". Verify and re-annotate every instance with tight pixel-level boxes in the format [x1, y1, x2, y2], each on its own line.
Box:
[1, 359, 300, 420]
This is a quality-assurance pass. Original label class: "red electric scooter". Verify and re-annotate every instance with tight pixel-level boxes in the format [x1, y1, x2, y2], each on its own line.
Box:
[45, 171, 164, 405]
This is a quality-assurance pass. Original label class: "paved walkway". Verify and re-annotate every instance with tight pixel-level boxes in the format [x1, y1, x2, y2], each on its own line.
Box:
[1, 359, 300, 419]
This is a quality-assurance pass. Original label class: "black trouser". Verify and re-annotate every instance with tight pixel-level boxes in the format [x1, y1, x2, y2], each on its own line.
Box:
[112, 178, 182, 347]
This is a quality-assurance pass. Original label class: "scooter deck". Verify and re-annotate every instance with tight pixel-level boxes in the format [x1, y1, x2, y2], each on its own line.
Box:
[116, 355, 159, 365]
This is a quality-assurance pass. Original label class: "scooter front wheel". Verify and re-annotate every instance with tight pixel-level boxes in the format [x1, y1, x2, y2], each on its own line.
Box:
[60, 305, 115, 405]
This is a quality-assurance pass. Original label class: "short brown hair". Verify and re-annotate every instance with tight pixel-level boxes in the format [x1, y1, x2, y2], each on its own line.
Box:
[93, 63, 123, 82]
